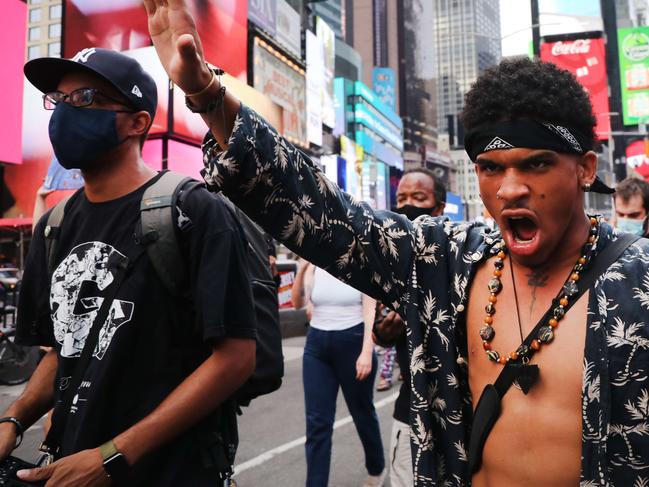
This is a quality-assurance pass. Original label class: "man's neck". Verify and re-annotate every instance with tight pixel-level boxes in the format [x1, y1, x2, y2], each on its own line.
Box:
[82, 148, 157, 203]
[509, 212, 592, 279]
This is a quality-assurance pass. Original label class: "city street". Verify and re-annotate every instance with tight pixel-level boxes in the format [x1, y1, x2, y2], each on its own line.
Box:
[1, 336, 401, 486]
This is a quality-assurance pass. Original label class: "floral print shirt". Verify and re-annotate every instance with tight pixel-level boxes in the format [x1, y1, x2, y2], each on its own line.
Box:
[201, 105, 649, 486]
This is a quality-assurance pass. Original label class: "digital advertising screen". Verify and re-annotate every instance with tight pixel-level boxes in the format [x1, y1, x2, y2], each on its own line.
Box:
[541, 35, 611, 140]
[618, 27, 649, 126]
[64, 0, 248, 81]
[2, 0, 27, 166]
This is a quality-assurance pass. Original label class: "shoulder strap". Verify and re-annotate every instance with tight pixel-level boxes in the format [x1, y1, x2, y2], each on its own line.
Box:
[139, 171, 201, 296]
[44, 191, 80, 276]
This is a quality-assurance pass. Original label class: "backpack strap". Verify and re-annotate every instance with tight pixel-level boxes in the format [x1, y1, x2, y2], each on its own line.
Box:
[44, 191, 81, 277]
[139, 171, 202, 296]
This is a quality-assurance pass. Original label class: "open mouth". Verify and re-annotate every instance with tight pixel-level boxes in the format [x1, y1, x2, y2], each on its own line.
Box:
[508, 216, 539, 243]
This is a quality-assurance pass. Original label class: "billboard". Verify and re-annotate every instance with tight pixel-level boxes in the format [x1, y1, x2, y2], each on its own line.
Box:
[541, 36, 611, 140]
[306, 30, 323, 146]
[253, 38, 306, 145]
[618, 27, 649, 126]
[372, 67, 396, 111]
[64, 0, 248, 81]
[249, 0, 276, 36]
[316, 17, 336, 129]
[276, 0, 301, 58]
[1, 0, 27, 165]
[538, 0, 602, 37]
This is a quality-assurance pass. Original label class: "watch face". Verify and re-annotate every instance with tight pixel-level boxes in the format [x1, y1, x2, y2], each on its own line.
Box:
[104, 452, 129, 479]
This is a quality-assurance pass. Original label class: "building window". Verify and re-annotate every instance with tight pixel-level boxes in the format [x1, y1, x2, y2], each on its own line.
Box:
[29, 8, 41, 22]
[30, 0, 42, 3]
[49, 4, 62, 20]
[48, 41, 61, 57]
[28, 45, 41, 60]
[49, 23, 61, 38]
[29, 27, 41, 41]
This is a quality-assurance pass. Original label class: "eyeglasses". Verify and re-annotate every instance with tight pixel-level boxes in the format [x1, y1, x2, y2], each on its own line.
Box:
[43, 88, 134, 112]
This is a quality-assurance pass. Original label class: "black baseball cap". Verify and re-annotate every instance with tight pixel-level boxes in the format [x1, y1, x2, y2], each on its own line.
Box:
[24, 47, 157, 118]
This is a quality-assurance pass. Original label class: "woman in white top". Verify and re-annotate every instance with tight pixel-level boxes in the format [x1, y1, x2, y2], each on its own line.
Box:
[293, 260, 386, 487]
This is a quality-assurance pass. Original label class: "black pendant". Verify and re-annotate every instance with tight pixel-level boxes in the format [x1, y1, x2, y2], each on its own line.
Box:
[511, 364, 540, 394]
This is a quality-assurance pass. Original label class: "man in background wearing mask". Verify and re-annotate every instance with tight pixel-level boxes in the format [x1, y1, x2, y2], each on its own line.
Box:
[614, 177, 649, 238]
[373, 168, 445, 487]
[0, 49, 257, 486]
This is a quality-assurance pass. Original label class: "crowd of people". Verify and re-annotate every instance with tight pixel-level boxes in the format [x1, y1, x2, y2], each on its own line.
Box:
[2, 1, 649, 486]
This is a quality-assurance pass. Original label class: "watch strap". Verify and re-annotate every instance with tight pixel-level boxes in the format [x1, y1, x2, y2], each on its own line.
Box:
[99, 439, 119, 461]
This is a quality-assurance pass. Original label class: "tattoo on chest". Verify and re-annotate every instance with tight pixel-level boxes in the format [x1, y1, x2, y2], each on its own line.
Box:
[527, 270, 549, 288]
[526, 269, 549, 318]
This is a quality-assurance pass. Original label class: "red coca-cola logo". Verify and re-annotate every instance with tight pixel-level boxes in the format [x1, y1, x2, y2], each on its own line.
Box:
[551, 39, 592, 56]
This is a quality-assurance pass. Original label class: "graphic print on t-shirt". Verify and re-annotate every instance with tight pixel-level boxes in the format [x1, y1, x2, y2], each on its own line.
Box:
[51, 241, 133, 360]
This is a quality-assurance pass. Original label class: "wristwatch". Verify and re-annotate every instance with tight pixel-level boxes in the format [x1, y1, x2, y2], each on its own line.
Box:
[99, 440, 129, 481]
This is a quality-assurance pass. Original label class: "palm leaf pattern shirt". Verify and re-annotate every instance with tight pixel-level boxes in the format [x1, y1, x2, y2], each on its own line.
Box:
[201, 105, 649, 487]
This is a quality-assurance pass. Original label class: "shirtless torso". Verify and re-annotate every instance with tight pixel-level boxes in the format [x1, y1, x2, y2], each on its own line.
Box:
[467, 253, 588, 487]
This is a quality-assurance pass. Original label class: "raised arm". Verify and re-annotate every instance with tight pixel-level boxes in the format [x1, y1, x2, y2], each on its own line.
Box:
[144, 0, 419, 308]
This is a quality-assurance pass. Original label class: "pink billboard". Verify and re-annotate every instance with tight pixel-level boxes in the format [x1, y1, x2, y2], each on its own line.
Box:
[1, 0, 27, 165]
[541, 36, 611, 140]
[64, 0, 248, 81]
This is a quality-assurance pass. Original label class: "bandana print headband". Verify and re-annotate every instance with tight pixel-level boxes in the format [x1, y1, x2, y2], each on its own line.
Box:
[464, 119, 614, 194]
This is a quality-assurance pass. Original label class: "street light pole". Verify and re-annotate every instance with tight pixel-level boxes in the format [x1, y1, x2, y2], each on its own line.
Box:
[531, 0, 541, 58]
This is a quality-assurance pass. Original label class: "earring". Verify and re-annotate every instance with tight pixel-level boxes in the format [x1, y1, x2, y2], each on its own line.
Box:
[581, 183, 592, 192]
[496, 194, 503, 200]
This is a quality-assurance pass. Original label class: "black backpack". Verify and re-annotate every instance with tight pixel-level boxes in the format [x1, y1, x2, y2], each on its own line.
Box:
[43, 171, 284, 407]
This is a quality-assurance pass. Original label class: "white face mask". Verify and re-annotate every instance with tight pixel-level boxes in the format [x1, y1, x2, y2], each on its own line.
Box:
[616, 217, 646, 236]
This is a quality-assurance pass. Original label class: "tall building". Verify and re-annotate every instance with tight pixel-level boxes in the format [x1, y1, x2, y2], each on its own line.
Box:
[312, 0, 345, 40]
[26, 0, 62, 60]
[433, 0, 501, 137]
[616, 0, 649, 27]
[397, 0, 438, 152]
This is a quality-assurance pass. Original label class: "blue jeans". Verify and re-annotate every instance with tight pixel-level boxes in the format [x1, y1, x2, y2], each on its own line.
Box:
[303, 323, 385, 487]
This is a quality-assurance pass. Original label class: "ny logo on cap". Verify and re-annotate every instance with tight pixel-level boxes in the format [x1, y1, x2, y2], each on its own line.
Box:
[131, 85, 142, 98]
[72, 48, 96, 64]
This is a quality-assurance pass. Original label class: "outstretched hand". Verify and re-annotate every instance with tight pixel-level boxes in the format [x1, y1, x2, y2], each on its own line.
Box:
[143, 0, 213, 94]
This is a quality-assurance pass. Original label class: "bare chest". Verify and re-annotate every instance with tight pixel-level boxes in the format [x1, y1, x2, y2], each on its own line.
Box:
[466, 257, 588, 486]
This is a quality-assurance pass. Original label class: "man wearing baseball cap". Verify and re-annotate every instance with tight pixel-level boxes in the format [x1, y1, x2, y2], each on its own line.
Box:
[139, 1, 649, 486]
[0, 47, 257, 486]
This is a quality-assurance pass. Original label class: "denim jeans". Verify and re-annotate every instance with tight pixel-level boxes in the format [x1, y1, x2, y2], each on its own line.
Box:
[303, 323, 385, 487]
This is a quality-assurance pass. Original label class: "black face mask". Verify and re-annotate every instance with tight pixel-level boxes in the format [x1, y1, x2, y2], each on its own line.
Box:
[394, 204, 437, 221]
[48, 102, 126, 170]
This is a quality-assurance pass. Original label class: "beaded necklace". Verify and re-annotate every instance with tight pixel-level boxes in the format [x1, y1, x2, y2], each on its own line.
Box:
[480, 217, 599, 366]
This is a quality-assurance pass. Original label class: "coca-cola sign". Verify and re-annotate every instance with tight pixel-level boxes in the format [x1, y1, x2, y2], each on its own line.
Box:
[541, 37, 610, 140]
[551, 39, 592, 56]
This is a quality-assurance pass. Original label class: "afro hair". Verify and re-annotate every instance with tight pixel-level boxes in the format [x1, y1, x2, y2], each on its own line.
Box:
[461, 57, 597, 150]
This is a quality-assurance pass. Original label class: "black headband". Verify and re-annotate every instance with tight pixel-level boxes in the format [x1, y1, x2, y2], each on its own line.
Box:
[464, 119, 614, 194]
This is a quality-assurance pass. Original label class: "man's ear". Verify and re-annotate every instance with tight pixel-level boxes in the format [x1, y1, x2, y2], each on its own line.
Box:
[128, 110, 152, 138]
[577, 150, 598, 186]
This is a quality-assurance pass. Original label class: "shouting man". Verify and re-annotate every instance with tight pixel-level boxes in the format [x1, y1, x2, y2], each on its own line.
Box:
[143, 1, 649, 485]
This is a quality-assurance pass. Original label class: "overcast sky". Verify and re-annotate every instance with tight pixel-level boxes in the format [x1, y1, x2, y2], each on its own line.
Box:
[499, 0, 533, 57]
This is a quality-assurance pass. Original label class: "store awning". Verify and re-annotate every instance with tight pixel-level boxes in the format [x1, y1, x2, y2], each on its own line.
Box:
[0, 218, 32, 230]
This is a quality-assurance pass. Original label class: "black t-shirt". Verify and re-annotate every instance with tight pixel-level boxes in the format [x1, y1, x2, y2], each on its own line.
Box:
[17, 174, 256, 486]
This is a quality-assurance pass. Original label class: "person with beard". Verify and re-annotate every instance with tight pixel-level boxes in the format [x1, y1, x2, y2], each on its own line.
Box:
[374, 168, 446, 487]
[144, 2, 649, 485]
[0, 49, 257, 486]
